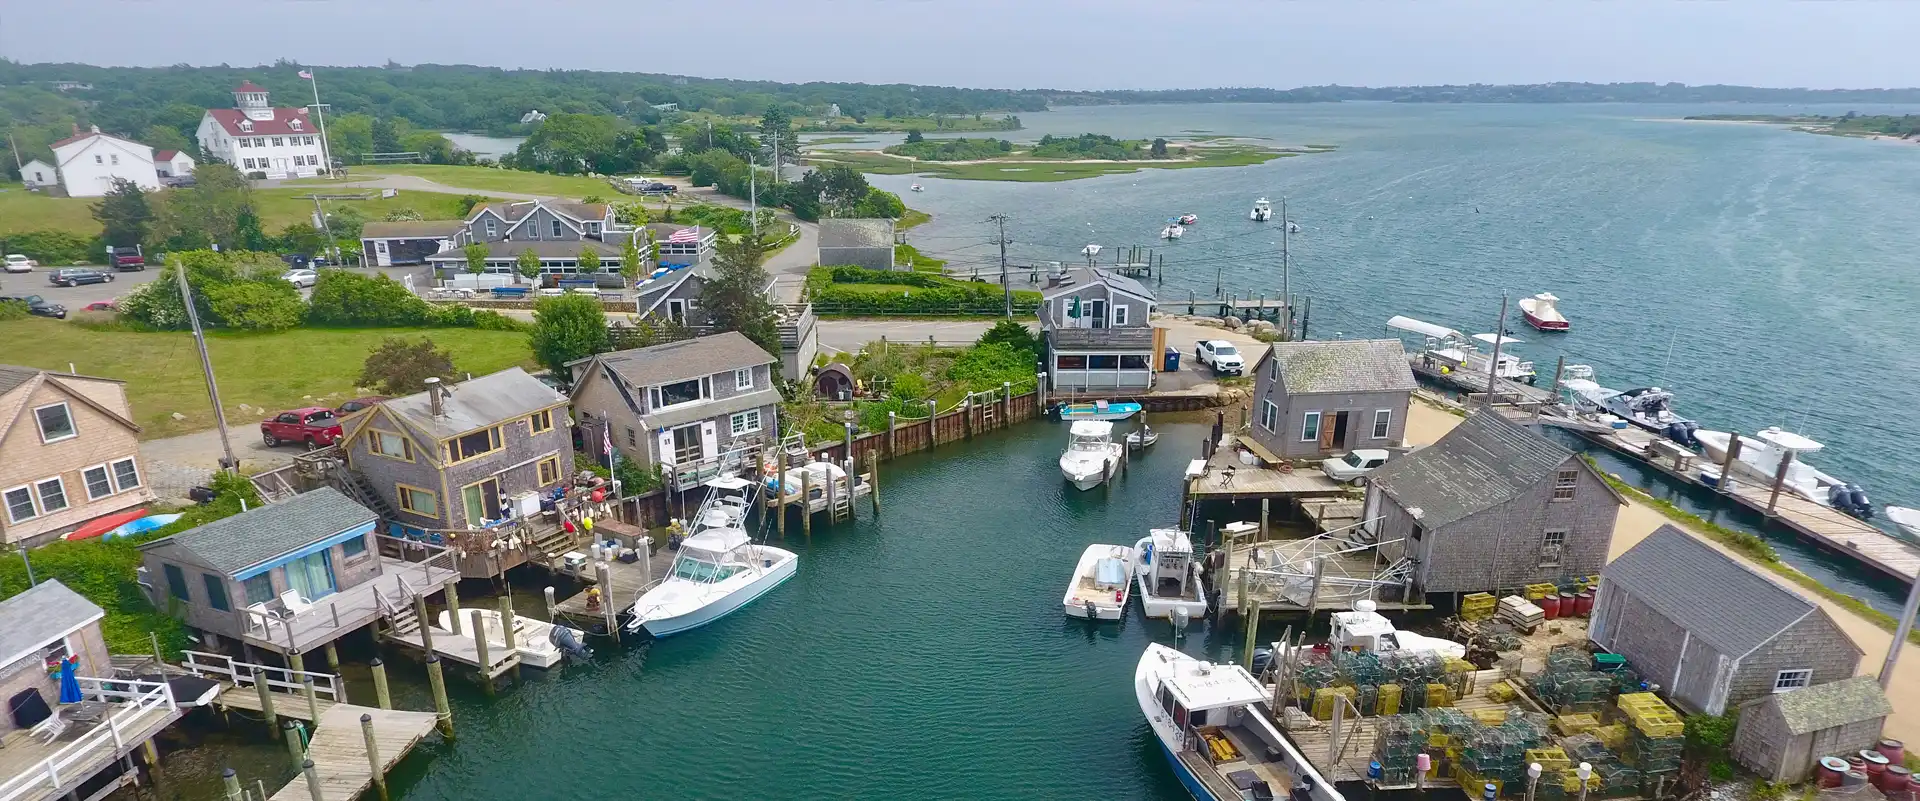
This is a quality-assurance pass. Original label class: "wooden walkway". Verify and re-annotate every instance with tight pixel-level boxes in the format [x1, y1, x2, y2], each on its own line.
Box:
[545, 547, 677, 635]
[1189, 435, 1347, 499]
[214, 684, 335, 722]
[388, 627, 520, 679]
[268, 704, 438, 801]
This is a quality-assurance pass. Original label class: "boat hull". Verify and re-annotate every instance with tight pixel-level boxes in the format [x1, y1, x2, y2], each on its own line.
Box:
[1064, 472, 1107, 491]
[1522, 311, 1569, 331]
[1064, 599, 1127, 620]
[636, 554, 798, 638]
[1136, 573, 1208, 620]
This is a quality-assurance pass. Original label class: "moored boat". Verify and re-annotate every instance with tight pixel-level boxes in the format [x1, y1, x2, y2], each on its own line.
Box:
[910, 183, 924, 192]
[1133, 528, 1208, 622]
[1060, 420, 1125, 491]
[1136, 643, 1345, 801]
[1063, 544, 1133, 620]
[1694, 427, 1873, 519]
[1056, 400, 1141, 422]
[1178, 213, 1198, 226]
[1558, 366, 1699, 445]
[436, 608, 587, 668]
[1126, 424, 1159, 450]
[1250, 198, 1272, 221]
[1518, 292, 1569, 331]
[1161, 224, 1185, 240]
[1886, 506, 1920, 543]
[626, 527, 798, 637]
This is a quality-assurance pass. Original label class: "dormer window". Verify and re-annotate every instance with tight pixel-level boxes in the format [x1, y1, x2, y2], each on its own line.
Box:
[239, 120, 253, 132]
[289, 119, 303, 131]
[484, 218, 497, 238]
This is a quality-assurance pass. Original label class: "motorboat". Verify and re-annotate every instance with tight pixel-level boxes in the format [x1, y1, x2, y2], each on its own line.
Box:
[1558, 366, 1699, 445]
[1161, 224, 1185, 240]
[910, 183, 924, 192]
[1081, 244, 1103, 259]
[1177, 213, 1198, 226]
[1287, 220, 1301, 234]
[766, 459, 870, 514]
[1387, 316, 1537, 384]
[626, 526, 798, 637]
[1126, 424, 1159, 450]
[1057, 400, 1141, 422]
[1518, 292, 1569, 331]
[1694, 427, 1873, 519]
[1136, 643, 1345, 801]
[1250, 198, 1272, 222]
[1060, 420, 1125, 491]
[1886, 506, 1920, 543]
[1132, 528, 1208, 622]
[1064, 544, 1133, 620]
[435, 609, 587, 669]
[1274, 600, 1465, 663]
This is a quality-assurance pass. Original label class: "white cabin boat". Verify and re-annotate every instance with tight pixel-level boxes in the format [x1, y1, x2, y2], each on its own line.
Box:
[1518, 292, 1569, 331]
[1133, 528, 1208, 622]
[1178, 213, 1198, 226]
[1558, 366, 1699, 445]
[693, 474, 756, 532]
[1278, 600, 1465, 662]
[436, 609, 585, 669]
[1126, 425, 1159, 450]
[1064, 544, 1133, 620]
[767, 459, 871, 513]
[1136, 643, 1346, 801]
[1060, 420, 1125, 491]
[1250, 198, 1272, 222]
[626, 527, 797, 637]
[1886, 506, 1920, 543]
[910, 183, 924, 192]
[1387, 316, 1536, 383]
[1695, 427, 1873, 519]
[1161, 224, 1185, 240]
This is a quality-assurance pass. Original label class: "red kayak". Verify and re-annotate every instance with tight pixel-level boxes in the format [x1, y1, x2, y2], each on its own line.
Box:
[63, 508, 150, 541]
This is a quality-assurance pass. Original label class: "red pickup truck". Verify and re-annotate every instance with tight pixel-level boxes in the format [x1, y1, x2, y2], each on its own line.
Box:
[107, 245, 146, 271]
[261, 407, 343, 448]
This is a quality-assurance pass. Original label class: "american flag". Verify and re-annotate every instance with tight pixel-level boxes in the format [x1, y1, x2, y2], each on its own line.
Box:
[603, 420, 614, 462]
[298, 70, 313, 80]
[665, 226, 700, 244]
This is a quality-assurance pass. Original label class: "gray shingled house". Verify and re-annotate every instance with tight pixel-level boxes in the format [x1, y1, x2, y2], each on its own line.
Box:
[568, 332, 781, 489]
[1731, 675, 1892, 783]
[423, 199, 650, 286]
[358, 219, 463, 267]
[817, 219, 897, 270]
[1039, 267, 1158, 392]
[1590, 525, 1863, 716]
[1245, 339, 1416, 460]
[1368, 411, 1625, 597]
[138, 487, 458, 656]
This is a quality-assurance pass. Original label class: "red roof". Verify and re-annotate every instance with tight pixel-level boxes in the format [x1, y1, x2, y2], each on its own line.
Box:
[205, 107, 314, 136]
[234, 81, 269, 94]
[48, 130, 103, 149]
[154, 150, 180, 161]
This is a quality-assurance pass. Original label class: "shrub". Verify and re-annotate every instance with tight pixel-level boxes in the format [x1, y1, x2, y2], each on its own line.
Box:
[360, 336, 458, 395]
[947, 342, 1037, 393]
[204, 280, 306, 331]
[0, 300, 29, 321]
[0, 230, 98, 265]
[308, 271, 432, 327]
[806, 267, 1040, 314]
[978, 318, 1040, 356]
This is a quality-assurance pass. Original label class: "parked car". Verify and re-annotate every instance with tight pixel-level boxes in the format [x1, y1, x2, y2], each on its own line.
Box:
[637, 182, 678, 195]
[50, 268, 114, 287]
[1320, 449, 1392, 485]
[3, 254, 36, 273]
[1195, 339, 1245, 375]
[164, 175, 197, 188]
[108, 245, 145, 271]
[334, 396, 387, 416]
[83, 300, 119, 312]
[260, 407, 343, 448]
[282, 269, 319, 288]
[0, 294, 67, 319]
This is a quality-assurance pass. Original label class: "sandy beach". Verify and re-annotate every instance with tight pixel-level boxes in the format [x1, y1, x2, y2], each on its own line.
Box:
[1403, 400, 1918, 741]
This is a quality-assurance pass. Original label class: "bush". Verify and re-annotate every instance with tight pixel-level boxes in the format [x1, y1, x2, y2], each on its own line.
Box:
[978, 318, 1040, 356]
[308, 271, 432, 327]
[806, 266, 1041, 314]
[205, 280, 305, 331]
[947, 342, 1037, 393]
[0, 300, 29, 321]
[0, 230, 98, 265]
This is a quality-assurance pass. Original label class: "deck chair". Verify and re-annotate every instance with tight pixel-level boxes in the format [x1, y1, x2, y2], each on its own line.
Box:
[30, 709, 67, 744]
[280, 589, 314, 616]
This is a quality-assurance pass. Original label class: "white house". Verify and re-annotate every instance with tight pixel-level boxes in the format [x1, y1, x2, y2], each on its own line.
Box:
[49, 126, 161, 197]
[153, 150, 196, 179]
[19, 159, 57, 190]
[195, 81, 328, 179]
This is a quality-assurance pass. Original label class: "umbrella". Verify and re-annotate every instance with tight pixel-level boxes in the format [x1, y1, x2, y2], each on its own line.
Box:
[58, 656, 82, 704]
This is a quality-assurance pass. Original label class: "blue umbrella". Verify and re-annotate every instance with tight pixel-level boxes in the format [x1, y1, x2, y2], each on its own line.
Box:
[58, 656, 82, 704]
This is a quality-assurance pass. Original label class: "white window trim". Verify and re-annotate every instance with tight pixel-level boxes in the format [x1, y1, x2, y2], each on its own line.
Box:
[34, 476, 68, 514]
[82, 464, 114, 501]
[484, 218, 498, 238]
[730, 409, 762, 436]
[734, 368, 753, 391]
[1112, 305, 1129, 326]
[110, 457, 141, 492]
[1372, 409, 1392, 439]
[1301, 411, 1322, 442]
[34, 402, 77, 443]
[3, 484, 37, 524]
[1540, 528, 1567, 568]
[1773, 669, 1812, 693]
[1261, 400, 1278, 433]
[649, 377, 711, 413]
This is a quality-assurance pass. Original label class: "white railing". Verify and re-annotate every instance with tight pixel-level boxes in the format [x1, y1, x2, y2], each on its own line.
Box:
[179, 650, 342, 703]
[0, 678, 176, 801]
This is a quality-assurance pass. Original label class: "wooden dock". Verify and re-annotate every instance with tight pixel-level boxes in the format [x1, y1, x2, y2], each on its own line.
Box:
[1409, 355, 1555, 406]
[388, 627, 520, 679]
[214, 684, 335, 722]
[546, 546, 677, 636]
[1188, 435, 1348, 500]
[267, 704, 439, 801]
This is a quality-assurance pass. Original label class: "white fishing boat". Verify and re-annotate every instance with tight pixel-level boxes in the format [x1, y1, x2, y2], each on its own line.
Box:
[1081, 243, 1103, 259]
[693, 474, 756, 531]
[1886, 506, 1920, 543]
[1064, 544, 1133, 620]
[1275, 600, 1465, 662]
[1518, 292, 1570, 331]
[1178, 213, 1198, 226]
[626, 527, 797, 637]
[1387, 316, 1537, 384]
[1060, 420, 1125, 491]
[1694, 427, 1874, 519]
[910, 183, 924, 192]
[1250, 198, 1272, 222]
[767, 459, 871, 513]
[1136, 643, 1345, 801]
[1558, 366, 1699, 445]
[1133, 528, 1208, 622]
[435, 609, 587, 669]
[1161, 224, 1185, 240]
[1126, 424, 1159, 450]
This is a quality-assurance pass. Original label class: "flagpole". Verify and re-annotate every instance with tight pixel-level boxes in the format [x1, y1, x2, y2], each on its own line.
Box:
[306, 68, 334, 177]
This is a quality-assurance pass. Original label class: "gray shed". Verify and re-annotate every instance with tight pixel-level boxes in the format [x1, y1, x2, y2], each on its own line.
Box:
[817, 219, 897, 271]
[1731, 675, 1891, 783]
[1246, 339, 1416, 459]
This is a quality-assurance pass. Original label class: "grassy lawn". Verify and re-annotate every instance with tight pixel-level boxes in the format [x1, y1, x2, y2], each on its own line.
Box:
[805, 143, 1318, 183]
[0, 186, 493, 237]
[349, 165, 613, 198]
[0, 319, 534, 438]
[898, 207, 932, 231]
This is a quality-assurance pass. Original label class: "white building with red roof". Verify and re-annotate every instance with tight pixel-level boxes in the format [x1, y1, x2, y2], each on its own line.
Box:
[48, 125, 161, 197]
[153, 150, 196, 180]
[194, 81, 327, 179]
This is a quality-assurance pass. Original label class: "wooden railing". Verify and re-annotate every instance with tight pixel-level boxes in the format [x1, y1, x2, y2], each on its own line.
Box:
[241, 545, 456, 651]
[0, 678, 176, 801]
[179, 650, 343, 703]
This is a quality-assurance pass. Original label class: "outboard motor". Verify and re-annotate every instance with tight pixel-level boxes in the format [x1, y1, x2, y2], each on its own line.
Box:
[1251, 646, 1275, 676]
[1829, 483, 1874, 520]
[549, 624, 593, 661]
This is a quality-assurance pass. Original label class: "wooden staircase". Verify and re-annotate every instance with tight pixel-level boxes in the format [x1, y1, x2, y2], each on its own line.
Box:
[380, 583, 424, 637]
[339, 470, 401, 522]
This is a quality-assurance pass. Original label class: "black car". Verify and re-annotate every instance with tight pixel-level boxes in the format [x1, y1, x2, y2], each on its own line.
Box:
[0, 294, 67, 319]
[50, 268, 114, 287]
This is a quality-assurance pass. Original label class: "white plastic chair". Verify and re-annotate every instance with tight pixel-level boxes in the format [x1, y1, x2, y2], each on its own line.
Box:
[30, 710, 67, 744]
[280, 589, 313, 616]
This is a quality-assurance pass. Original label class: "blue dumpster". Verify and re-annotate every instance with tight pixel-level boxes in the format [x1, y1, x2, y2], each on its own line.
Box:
[1162, 348, 1180, 372]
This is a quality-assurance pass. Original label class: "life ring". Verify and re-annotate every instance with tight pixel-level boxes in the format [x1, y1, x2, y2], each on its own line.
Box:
[1278, 462, 1294, 474]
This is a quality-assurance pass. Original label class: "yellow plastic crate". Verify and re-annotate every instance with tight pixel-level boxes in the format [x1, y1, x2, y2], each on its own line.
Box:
[1428, 733, 1452, 749]
[1526, 746, 1570, 765]
[1378, 683, 1402, 716]
[1486, 680, 1518, 704]
[1461, 592, 1498, 621]
[1593, 723, 1630, 750]
[1426, 683, 1453, 708]
[1558, 772, 1603, 794]
[1553, 713, 1600, 735]
[1473, 708, 1509, 725]
[1524, 583, 1559, 600]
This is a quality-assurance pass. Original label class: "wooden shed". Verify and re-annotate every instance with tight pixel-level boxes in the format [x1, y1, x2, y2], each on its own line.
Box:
[1730, 675, 1891, 783]
[815, 363, 855, 401]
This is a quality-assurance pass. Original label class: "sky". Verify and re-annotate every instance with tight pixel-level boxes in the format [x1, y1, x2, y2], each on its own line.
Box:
[2, 0, 1914, 90]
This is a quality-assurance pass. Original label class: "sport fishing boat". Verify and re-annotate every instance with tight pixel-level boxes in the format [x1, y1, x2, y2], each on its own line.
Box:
[1133, 528, 1208, 624]
[1178, 213, 1198, 226]
[1060, 420, 1125, 491]
[1558, 366, 1699, 445]
[910, 183, 924, 192]
[1387, 316, 1537, 384]
[1057, 400, 1141, 422]
[625, 527, 798, 637]
[1250, 198, 1272, 222]
[1161, 224, 1185, 240]
[1886, 506, 1920, 543]
[1694, 427, 1874, 520]
[1063, 544, 1133, 620]
[1517, 292, 1569, 332]
[1136, 643, 1345, 801]
[436, 609, 587, 668]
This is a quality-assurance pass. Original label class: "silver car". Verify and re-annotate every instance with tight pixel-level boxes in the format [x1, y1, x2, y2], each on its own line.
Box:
[282, 268, 319, 288]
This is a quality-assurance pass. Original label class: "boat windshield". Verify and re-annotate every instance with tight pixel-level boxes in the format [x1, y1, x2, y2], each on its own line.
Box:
[671, 552, 745, 583]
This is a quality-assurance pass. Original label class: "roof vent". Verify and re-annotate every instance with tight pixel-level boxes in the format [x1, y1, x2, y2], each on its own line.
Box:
[425, 377, 444, 417]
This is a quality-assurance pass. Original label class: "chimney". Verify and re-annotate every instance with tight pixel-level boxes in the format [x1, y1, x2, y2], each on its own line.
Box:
[425, 377, 444, 417]
[89, 124, 100, 134]
[71, 122, 80, 136]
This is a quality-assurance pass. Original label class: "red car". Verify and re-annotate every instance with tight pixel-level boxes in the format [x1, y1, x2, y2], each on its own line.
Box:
[261, 407, 343, 448]
[84, 300, 118, 312]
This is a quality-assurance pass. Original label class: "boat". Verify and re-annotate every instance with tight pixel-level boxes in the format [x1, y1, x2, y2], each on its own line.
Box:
[1387, 316, 1537, 384]
[1057, 400, 1141, 422]
[1694, 427, 1874, 519]
[625, 526, 798, 637]
[436, 609, 587, 668]
[1518, 292, 1569, 331]
[1081, 244, 1103, 259]
[1060, 420, 1125, 491]
[1287, 220, 1301, 234]
[1276, 600, 1466, 662]
[766, 459, 871, 513]
[1558, 366, 1699, 445]
[1132, 528, 1208, 622]
[1160, 224, 1185, 240]
[1063, 544, 1133, 620]
[1886, 506, 1920, 543]
[693, 474, 755, 531]
[1136, 643, 1345, 801]
[1250, 198, 1272, 222]
[909, 183, 924, 192]
[1177, 213, 1198, 226]
[1126, 424, 1159, 450]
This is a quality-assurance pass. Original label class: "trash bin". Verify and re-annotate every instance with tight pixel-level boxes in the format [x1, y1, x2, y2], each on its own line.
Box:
[1162, 348, 1180, 372]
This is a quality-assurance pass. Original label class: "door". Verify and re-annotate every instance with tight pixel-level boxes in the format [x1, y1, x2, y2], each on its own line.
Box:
[1089, 299, 1108, 329]
[1332, 411, 1351, 449]
[274, 157, 289, 176]
[672, 424, 704, 464]
[284, 550, 336, 600]
[657, 431, 676, 467]
[665, 299, 686, 324]
[699, 420, 719, 461]
[374, 240, 391, 267]
[461, 478, 502, 525]
[1318, 415, 1337, 451]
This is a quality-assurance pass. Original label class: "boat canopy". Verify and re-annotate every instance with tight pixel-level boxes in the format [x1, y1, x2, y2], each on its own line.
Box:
[1756, 427, 1825, 452]
[1471, 332, 1524, 346]
[1158, 652, 1270, 712]
[1385, 315, 1461, 340]
[1069, 420, 1115, 437]
[681, 527, 751, 554]
[706, 474, 754, 491]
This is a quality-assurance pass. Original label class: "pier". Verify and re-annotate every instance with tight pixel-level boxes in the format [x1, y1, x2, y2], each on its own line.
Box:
[546, 541, 676, 637]
[266, 705, 439, 801]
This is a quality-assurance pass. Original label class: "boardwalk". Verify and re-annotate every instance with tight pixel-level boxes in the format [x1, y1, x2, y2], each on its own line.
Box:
[215, 684, 336, 722]
[546, 547, 677, 635]
[268, 705, 438, 801]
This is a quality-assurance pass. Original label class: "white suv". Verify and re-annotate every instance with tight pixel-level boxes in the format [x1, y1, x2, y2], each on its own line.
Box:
[1196, 340, 1244, 375]
[1321, 449, 1391, 485]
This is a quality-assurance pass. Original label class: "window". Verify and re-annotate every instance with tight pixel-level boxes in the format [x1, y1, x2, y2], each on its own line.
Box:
[238, 121, 252, 132]
[110, 154, 119, 165]
[241, 158, 253, 169]
[203, 574, 231, 611]
[1372, 409, 1392, 439]
[448, 427, 502, 462]
[239, 137, 251, 148]
[484, 218, 498, 238]
[735, 368, 753, 391]
[35, 477, 67, 514]
[1774, 669, 1813, 692]
[1553, 469, 1579, 501]
[305, 135, 315, 145]
[111, 458, 139, 491]
[625, 426, 637, 447]
[551, 219, 565, 238]
[1112, 305, 1129, 326]
[1120, 354, 1151, 370]
[164, 564, 189, 602]
[1301, 411, 1322, 442]
[398, 485, 439, 517]
[1055, 354, 1087, 370]
[1261, 400, 1279, 433]
[35, 402, 76, 442]
[95, 155, 103, 164]
[371, 431, 412, 461]
[527, 219, 540, 240]
[537, 456, 562, 485]
[243, 573, 275, 606]
[83, 465, 113, 500]
[342, 534, 367, 559]
[272, 137, 284, 147]
[730, 409, 762, 436]
[1088, 355, 1119, 369]
[528, 409, 554, 435]
[1540, 529, 1567, 567]
[290, 119, 302, 130]
[4, 486, 35, 523]
[652, 378, 705, 409]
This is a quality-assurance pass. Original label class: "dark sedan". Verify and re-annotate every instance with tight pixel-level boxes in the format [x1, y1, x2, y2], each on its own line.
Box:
[0, 294, 68, 319]
[49, 268, 114, 287]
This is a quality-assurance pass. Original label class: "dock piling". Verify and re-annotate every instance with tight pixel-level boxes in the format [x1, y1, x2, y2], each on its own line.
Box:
[323, 642, 340, 674]
[1717, 431, 1743, 495]
[444, 580, 462, 636]
[775, 448, 788, 538]
[301, 676, 320, 723]
[470, 610, 493, 689]
[253, 667, 279, 738]
[596, 561, 619, 643]
[868, 451, 881, 515]
[288, 650, 304, 674]
[370, 658, 392, 710]
[426, 655, 453, 738]
[282, 719, 305, 770]
[543, 586, 556, 622]
[1767, 450, 1795, 515]
[301, 758, 323, 801]
[1241, 575, 1262, 672]
[1306, 557, 1327, 617]
[886, 411, 897, 456]
[223, 768, 243, 800]
[1260, 499, 1270, 540]
[412, 593, 436, 653]
[362, 713, 388, 800]
[801, 471, 813, 538]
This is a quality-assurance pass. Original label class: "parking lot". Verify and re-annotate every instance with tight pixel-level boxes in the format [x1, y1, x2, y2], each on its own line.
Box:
[1, 262, 436, 311]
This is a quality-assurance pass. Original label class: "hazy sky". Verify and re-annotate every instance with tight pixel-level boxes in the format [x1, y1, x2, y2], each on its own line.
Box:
[3, 0, 1913, 90]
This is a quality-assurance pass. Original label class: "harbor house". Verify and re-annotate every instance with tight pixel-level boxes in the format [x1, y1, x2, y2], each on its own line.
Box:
[359, 220, 464, 267]
[1730, 675, 1892, 783]
[424, 200, 649, 286]
[1039, 267, 1159, 392]
[569, 332, 781, 489]
[1590, 525, 1862, 716]
[1245, 339, 1415, 460]
[0, 364, 154, 547]
[1367, 411, 1624, 597]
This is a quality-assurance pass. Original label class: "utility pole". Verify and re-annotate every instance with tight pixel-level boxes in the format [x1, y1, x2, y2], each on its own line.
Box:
[309, 195, 338, 263]
[304, 69, 335, 177]
[988, 214, 1011, 317]
[749, 155, 759, 238]
[768, 132, 781, 184]
[177, 259, 239, 471]
[6, 132, 22, 174]
[1280, 197, 1292, 338]
[706, 120, 713, 150]
[1881, 578, 1920, 690]
[1482, 292, 1511, 409]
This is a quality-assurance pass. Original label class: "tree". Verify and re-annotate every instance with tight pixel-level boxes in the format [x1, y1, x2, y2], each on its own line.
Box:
[977, 318, 1040, 356]
[279, 222, 328, 255]
[325, 206, 367, 240]
[578, 246, 602, 275]
[371, 117, 402, 154]
[328, 113, 375, 163]
[702, 233, 779, 360]
[91, 178, 153, 248]
[850, 187, 905, 219]
[359, 337, 458, 395]
[620, 237, 644, 286]
[464, 243, 490, 276]
[140, 124, 193, 156]
[528, 293, 609, 377]
[150, 164, 252, 250]
[516, 249, 543, 284]
[760, 105, 795, 164]
[234, 208, 271, 251]
[904, 129, 925, 144]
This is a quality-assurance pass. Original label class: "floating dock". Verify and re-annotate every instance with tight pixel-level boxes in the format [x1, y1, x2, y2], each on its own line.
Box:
[267, 704, 439, 801]
[545, 543, 676, 637]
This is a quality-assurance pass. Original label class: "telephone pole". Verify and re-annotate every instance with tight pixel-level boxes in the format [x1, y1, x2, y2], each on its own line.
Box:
[1280, 197, 1292, 339]
[748, 155, 759, 237]
[768, 132, 781, 184]
[987, 214, 1011, 317]
[177, 259, 239, 471]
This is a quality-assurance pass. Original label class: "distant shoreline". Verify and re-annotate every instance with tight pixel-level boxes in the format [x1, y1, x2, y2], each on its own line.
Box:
[1676, 113, 1920, 146]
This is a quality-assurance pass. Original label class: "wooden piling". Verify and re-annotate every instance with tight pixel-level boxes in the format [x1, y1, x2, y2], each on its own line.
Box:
[825, 459, 838, 522]
[886, 411, 897, 456]
[596, 561, 619, 643]
[1002, 381, 1012, 427]
[1212, 524, 1233, 625]
[1260, 498, 1270, 540]
[370, 658, 392, 710]
[1241, 575, 1263, 672]
[282, 719, 305, 770]
[801, 470, 813, 538]
[775, 448, 788, 538]
[444, 579, 463, 636]
[867, 450, 881, 515]
[498, 595, 519, 673]
[1767, 449, 1795, 515]
[323, 642, 340, 674]
[223, 768, 243, 801]
[963, 398, 974, 439]
[412, 593, 436, 654]
[253, 667, 279, 738]
[301, 676, 320, 723]
[301, 758, 323, 801]
[470, 609, 493, 690]
[426, 655, 453, 739]
[362, 713, 388, 800]
[288, 650, 304, 675]
[1306, 557, 1328, 617]
[1717, 430, 1743, 495]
